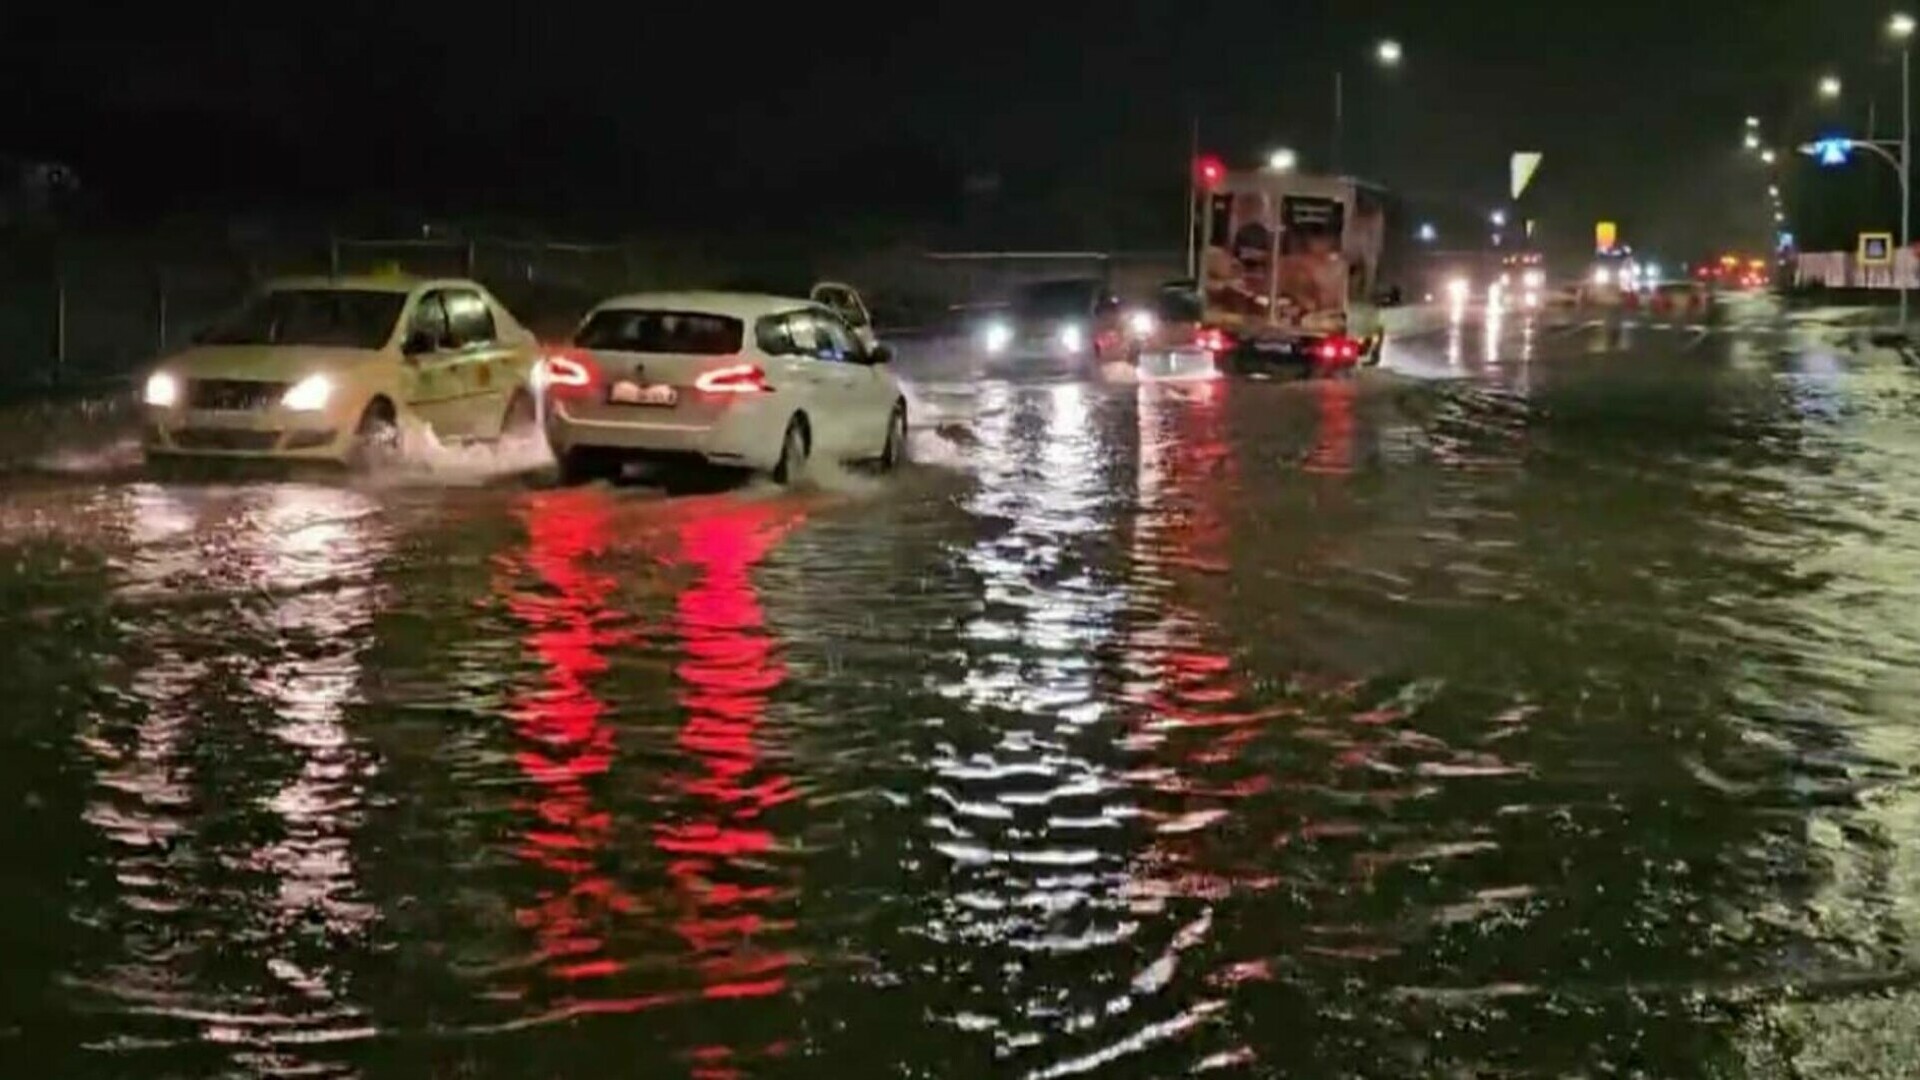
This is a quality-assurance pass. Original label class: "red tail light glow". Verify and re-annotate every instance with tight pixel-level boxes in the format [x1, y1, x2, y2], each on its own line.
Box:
[539, 351, 599, 396]
[1315, 336, 1362, 364]
[1194, 328, 1232, 353]
[694, 363, 772, 394]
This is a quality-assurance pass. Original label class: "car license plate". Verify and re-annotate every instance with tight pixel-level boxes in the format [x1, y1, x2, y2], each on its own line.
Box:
[608, 380, 677, 407]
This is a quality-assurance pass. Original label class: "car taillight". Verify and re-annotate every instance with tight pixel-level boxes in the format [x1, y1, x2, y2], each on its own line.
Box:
[693, 363, 771, 394]
[1195, 328, 1232, 353]
[538, 351, 599, 396]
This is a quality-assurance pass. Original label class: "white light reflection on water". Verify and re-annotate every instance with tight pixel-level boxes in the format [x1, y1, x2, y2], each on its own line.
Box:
[74, 483, 386, 1072]
[925, 379, 1140, 1065]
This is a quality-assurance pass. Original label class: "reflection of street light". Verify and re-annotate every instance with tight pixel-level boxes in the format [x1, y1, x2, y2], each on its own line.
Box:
[1820, 74, 1844, 99]
[1376, 39, 1404, 66]
[1266, 148, 1298, 172]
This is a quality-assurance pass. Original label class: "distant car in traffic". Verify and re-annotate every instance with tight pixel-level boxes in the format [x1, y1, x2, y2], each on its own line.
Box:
[142, 276, 540, 467]
[539, 291, 907, 485]
[975, 278, 1130, 362]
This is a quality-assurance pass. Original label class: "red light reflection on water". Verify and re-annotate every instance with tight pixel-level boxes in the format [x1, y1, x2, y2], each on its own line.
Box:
[658, 498, 805, 1005]
[1130, 386, 1267, 798]
[1304, 377, 1356, 475]
[501, 489, 636, 981]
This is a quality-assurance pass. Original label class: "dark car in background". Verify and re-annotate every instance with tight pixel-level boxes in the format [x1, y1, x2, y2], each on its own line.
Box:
[974, 278, 1133, 362]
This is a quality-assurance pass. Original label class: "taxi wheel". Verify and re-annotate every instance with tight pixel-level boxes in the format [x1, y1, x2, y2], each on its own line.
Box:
[1367, 335, 1386, 366]
[772, 415, 810, 485]
[349, 399, 401, 472]
[878, 401, 908, 471]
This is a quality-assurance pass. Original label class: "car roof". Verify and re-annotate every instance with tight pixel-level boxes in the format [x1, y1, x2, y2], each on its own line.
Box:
[262, 274, 485, 295]
[589, 291, 817, 319]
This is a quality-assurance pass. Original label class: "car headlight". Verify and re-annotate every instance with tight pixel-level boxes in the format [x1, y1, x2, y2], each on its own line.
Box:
[1446, 278, 1470, 303]
[281, 374, 333, 412]
[143, 372, 180, 408]
[1057, 323, 1084, 352]
[1127, 310, 1155, 338]
[982, 320, 1013, 354]
[1522, 269, 1545, 289]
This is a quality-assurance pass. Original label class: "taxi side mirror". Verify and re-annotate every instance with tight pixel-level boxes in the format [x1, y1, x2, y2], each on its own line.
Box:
[401, 330, 435, 357]
[867, 344, 894, 366]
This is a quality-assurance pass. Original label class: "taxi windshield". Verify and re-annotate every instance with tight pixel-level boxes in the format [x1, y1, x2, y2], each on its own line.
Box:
[200, 289, 406, 349]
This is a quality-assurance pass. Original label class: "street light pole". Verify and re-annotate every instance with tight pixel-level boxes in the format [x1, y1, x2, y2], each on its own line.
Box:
[1332, 70, 1345, 174]
[1901, 40, 1911, 327]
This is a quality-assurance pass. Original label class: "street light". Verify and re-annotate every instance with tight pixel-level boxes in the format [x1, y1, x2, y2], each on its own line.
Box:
[1746, 115, 1762, 128]
[1820, 74, 1844, 99]
[1489, 209, 1508, 227]
[1417, 222, 1438, 243]
[1761, 148, 1778, 164]
[1266, 148, 1299, 172]
[1893, 12, 1916, 38]
[1332, 37, 1404, 173]
[1745, 131, 1762, 150]
[1768, 184, 1780, 197]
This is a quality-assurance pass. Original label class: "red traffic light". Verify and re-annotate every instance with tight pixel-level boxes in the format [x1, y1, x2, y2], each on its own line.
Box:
[1195, 154, 1226, 189]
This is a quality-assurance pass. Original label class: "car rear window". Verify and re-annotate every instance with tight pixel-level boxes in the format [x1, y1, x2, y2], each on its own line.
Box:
[573, 310, 744, 355]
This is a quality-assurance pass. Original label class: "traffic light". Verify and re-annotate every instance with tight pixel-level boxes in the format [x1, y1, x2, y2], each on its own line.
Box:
[1195, 155, 1226, 190]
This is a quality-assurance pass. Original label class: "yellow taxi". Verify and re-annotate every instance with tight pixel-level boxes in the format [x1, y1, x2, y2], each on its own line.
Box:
[142, 276, 539, 467]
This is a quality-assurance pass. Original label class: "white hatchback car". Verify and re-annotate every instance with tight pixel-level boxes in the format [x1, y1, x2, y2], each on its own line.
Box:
[539, 291, 907, 484]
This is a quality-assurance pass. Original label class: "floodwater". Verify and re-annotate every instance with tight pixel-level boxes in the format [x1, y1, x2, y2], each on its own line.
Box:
[6, 302, 1920, 1077]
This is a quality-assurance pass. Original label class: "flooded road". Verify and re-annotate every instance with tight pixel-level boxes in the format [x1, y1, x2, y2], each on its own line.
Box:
[6, 302, 1920, 1077]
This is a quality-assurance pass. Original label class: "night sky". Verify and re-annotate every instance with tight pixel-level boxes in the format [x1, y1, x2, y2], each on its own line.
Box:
[1, 1, 1904, 259]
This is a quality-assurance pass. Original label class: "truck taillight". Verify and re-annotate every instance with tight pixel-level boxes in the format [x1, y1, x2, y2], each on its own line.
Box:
[1316, 336, 1361, 363]
[694, 363, 771, 394]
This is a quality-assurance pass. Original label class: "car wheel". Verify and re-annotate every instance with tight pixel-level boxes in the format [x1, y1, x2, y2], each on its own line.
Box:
[1367, 335, 1386, 366]
[772, 416, 809, 486]
[499, 390, 537, 441]
[878, 401, 908, 471]
[556, 448, 617, 486]
[348, 400, 401, 472]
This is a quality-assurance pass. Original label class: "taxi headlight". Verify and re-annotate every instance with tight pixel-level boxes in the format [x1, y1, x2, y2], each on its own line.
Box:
[143, 372, 180, 408]
[1127, 310, 1155, 338]
[1057, 323, 1084, 352]
[281, 374, 334, 412]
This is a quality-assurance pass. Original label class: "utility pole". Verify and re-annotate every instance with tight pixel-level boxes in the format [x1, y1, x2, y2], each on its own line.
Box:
[1332, 71, 1345, 174]
[1185, 116, 1199, 278]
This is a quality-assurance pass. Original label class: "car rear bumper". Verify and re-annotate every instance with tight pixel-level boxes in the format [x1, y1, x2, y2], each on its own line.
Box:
[543, 396, 785, 471]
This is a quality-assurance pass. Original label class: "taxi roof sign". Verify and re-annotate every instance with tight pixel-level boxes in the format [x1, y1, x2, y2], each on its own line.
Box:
[1859, 232, 1895, 266]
